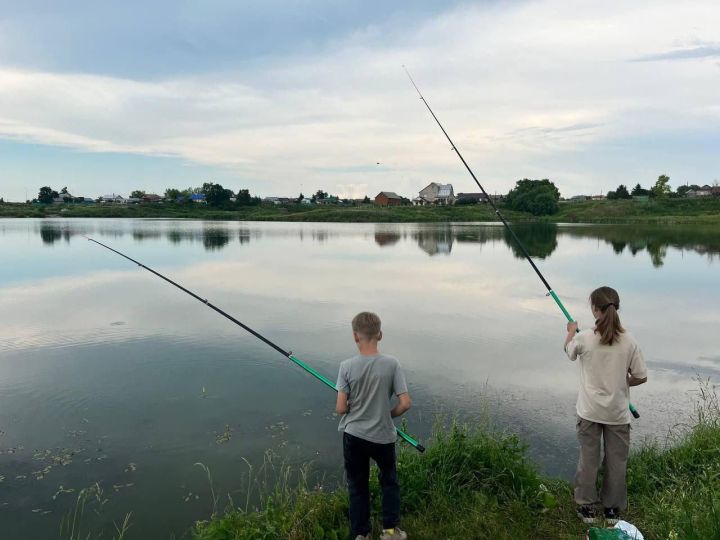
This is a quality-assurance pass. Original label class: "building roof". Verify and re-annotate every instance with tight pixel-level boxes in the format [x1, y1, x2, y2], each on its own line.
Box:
[377, 191, 403, 200]
[190, 193, 206, 200]
[437, 184, 453, 198]
[456, 192, 487, 200]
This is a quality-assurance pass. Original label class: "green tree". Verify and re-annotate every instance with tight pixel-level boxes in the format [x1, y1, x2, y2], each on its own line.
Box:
[615, 184, 631, 199]
[131, 190, 146, 199]
[297, 193, 304, 203]
[651, 175, 672, 198]
[236, 189, 254, 206]
[315, 190, 328, 200]
[631, 183, 650, 197]
[201, 182, 231, 206]
[38, 186, 55, 204]
[363, 195, 371, 204]
[165, 188, 181, 200]
[606, 191, 618, 200]
[505, 179, 560, 216]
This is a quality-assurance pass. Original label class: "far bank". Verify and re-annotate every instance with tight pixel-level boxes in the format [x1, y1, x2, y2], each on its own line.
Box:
[1, 198, 719, 224]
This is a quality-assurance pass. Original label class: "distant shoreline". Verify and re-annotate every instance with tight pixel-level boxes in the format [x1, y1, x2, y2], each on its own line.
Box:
[1, 199, 719, 224]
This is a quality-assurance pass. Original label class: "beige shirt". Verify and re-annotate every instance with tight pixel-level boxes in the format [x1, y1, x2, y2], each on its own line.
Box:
[565, 329, 647, 425]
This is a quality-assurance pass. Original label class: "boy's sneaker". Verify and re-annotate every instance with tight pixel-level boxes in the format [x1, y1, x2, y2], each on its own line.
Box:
[380, 527, 408, 540]
[577, 505, 597, 524]
[604, 507, 621, 525]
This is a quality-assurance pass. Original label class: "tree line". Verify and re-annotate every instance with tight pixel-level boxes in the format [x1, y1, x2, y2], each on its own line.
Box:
[505, 174, 712, 216]
[163, 183, 261, 207]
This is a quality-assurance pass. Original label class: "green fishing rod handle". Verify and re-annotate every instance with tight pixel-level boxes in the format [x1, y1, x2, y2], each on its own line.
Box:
[548, 290, 574, 322]
[397, 428, 425, 452]
[288, 355, 337, 390]
[629, 402, 640, 419]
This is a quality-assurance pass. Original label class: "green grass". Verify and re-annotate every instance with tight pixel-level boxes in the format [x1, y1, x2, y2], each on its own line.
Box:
[0, 202, 510, 222]
[552, 198, 720, 224]
[2, 197, 719, 224]
[191, 382, 720, 539]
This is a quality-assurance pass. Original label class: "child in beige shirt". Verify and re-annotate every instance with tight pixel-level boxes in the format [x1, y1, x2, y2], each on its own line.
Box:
[564, 286, 647, 525]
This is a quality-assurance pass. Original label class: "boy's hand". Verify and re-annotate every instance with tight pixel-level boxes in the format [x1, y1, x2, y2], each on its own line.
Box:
[567, 321, 578, 334]
[391, 393, 412, 418]
[335, 391, 350, 415]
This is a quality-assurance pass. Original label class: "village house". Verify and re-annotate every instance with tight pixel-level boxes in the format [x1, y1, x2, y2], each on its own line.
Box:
[98, 194, 126, 204]
[190, 193, 206, 203]
[52, 194, 70, 204]
[374, 192, 405, 207]
[687, 186, 712, 198]
[455, 192, 488, 204]
[413, 182, 456, 205]
[315, 195, 340, 205]
[142, 194, 163, 203]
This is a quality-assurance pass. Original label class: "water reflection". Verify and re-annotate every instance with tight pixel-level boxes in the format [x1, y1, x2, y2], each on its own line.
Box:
[203, 228, 231, 251]
[39, 223, 69, 244]
[413, 226, 454, 256]
[562, 225, 720, 267]
[18, 220, 720, 264]
[394, 223, 719, 266]
[374, 231, 401, 247]
[504, 225, 558, 260]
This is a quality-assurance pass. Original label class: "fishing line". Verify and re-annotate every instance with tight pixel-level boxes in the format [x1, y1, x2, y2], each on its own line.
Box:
[85, 236, 426, 450]
[403, 67, 639, 419]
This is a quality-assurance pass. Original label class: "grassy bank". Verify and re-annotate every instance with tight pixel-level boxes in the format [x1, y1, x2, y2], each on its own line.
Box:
[192, 386, 720, 540]
[2, 198, 719, 224]
[552, 198, 720, 225]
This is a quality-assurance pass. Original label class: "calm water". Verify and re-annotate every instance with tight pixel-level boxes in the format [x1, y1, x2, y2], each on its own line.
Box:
[1, 218, 718, 538]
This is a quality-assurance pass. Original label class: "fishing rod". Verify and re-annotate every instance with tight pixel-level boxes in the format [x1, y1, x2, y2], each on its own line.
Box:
[85, 237, 426, 451]
[403, 67, 640, 419]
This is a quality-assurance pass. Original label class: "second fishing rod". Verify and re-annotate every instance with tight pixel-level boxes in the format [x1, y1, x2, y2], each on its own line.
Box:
[403, 66, 640, 419]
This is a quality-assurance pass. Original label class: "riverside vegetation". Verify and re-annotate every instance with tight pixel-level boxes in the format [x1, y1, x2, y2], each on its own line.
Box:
[2, 198, 720, 224]
[191, 381, 720, 540]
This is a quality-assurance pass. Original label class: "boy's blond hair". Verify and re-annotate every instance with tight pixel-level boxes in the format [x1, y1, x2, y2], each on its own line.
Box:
[352, 312, 382, 341]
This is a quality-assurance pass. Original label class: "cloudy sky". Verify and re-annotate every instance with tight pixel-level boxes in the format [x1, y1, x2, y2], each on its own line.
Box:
[0, 0, 718, 201]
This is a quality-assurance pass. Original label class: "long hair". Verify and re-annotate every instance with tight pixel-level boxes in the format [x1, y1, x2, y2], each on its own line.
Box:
[590, 286, 624, 345]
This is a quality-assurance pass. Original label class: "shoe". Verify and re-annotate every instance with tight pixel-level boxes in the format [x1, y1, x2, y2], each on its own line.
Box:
[380, 527, 408, 540]
[577, 505, 597, 524]
[355, 535, 370, 540]
[604, 507, 620, 525]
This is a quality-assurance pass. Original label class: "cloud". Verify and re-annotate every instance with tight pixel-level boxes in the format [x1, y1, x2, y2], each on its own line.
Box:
[0, 0, 719, 199]
[631, 45, 720, 62]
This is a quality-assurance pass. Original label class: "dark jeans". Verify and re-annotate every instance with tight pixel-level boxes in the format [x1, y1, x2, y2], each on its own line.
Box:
[343, 432, 400, 537]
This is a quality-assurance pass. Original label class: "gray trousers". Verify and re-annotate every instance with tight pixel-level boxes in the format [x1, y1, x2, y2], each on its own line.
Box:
[575, 416, 630, 510]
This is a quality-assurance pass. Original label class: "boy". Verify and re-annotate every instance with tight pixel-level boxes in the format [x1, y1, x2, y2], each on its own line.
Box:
[336, 312, 411, 540]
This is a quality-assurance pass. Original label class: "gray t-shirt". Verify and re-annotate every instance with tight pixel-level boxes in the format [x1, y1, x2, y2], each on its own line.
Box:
[336, 354, 408, 444]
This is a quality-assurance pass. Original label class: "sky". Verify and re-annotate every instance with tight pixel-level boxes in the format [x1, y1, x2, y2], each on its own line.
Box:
[0, 0, 718, 201]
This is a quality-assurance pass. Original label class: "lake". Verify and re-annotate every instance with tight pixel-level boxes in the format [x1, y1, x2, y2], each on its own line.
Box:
[1, 218, 718, 539]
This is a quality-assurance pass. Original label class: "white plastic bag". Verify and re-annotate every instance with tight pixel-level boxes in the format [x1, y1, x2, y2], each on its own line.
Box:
[614, 520, 644, 540]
